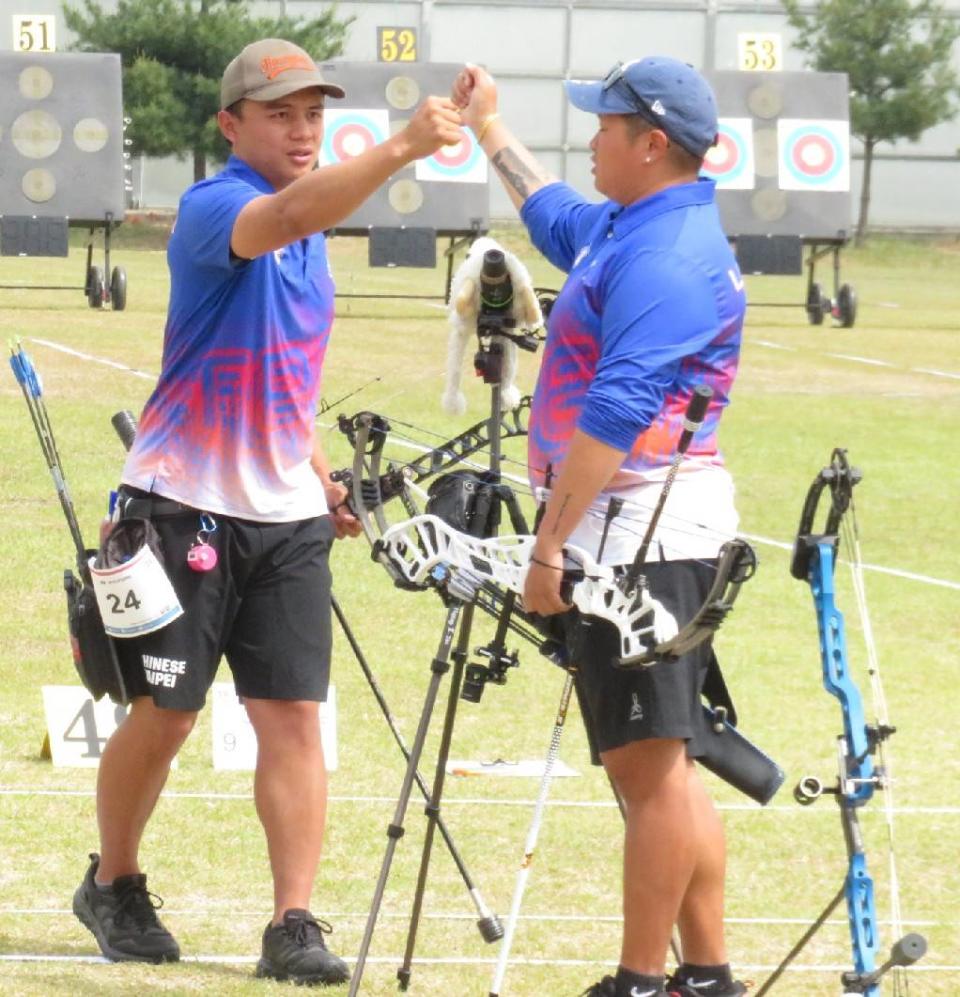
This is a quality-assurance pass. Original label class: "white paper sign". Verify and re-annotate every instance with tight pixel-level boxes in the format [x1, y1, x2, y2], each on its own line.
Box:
[41, 686, 179, 769]
[211, 683, 338, 771]
[42, 685, 128, 767]
[89, 546, 183, 638]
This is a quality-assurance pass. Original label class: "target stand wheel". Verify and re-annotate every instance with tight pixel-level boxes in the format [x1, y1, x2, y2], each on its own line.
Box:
[110, 266, 127, 311]
[836, 283, 857, 327]
[805, 282, 826, 326]
[86, 265, 105, 309]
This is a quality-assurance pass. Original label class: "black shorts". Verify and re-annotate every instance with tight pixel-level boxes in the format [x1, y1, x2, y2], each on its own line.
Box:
[114, 490, 335, 711]
[566, 558, 719, 762]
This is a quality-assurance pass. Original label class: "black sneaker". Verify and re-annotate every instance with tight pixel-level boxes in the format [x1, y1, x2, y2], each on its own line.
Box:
[256, 908, 350, 986]
[580, 977, 667, 997]
[666, 971, 747, 996]
[72, 852, 180, 963]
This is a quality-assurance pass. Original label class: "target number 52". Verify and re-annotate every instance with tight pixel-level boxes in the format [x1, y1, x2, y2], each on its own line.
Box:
[378, 27, 417, 63]
[738, 33, 781, 72]
[13, 14, 57, 52]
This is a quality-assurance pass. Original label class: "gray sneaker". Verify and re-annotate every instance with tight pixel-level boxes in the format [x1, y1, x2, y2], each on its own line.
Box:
[72, 852, 180, 963]
[256, 908, 349, 985]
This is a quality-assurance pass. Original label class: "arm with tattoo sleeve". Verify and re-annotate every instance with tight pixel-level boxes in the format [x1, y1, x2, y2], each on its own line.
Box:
[452, 63, 557, 211]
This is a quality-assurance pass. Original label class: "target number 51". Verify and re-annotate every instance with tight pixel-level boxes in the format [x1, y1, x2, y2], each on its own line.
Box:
[13, 14, 57, 52]
[378, 26, 417, 63]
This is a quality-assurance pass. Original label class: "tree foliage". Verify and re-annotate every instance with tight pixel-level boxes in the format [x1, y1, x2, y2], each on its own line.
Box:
[64, 0, 352, 180]
[782, 0, 960, 240]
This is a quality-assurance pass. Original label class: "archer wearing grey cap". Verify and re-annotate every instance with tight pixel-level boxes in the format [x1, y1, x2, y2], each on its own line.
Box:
[220, 38, 345, 109]
[453, 58, 747, 997]
[71, 37, 464, 988]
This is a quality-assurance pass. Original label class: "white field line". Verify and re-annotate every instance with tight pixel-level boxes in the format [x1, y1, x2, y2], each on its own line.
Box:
[28, 337, 157, 382]
[0, 953, 954, 972]
[911, 366, 960, 380]
[1, 908, 952, 929]
[824, 352, 897, 368]
[26, 335, 960, 592]
[754, 338, 960, 380]
[739, 533, 960, 592]
[1, 788, 959, 815]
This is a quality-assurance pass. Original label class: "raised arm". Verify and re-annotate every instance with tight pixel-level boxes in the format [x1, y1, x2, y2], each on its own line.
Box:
[229, 96, 463, 260]
[452, 63, 557, 212]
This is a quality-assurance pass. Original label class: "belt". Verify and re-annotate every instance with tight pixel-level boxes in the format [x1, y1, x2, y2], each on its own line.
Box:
[116, 489, 196, 520]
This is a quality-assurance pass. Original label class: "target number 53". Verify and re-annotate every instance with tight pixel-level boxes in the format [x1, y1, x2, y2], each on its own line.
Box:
[738, 33, 781, 72]
[13, 14, 56, 52]
[378, 26, 417, 63]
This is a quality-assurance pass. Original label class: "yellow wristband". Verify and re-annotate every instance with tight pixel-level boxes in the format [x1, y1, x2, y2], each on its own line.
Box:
[476, 112, 500, 143]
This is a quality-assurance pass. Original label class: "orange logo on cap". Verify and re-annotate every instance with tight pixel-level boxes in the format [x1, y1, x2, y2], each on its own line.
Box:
[260, 54, 314, 80]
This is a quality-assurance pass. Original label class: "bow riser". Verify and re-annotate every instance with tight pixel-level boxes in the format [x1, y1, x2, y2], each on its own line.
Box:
[810, 541, 876, 800]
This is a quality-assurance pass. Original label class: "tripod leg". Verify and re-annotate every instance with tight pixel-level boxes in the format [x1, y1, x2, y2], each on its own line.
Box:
[754, 884, 846, 996]
[397, 603, 476, 990]
[348, 601, 464, 997]
[332, 596, 502, 942]
[489, 669, 575, 997]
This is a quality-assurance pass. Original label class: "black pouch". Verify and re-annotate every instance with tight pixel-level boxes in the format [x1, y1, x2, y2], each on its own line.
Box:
[96, 516, 165, 568]
[426, 471, 490, 534]
[64, 553, 128, 705]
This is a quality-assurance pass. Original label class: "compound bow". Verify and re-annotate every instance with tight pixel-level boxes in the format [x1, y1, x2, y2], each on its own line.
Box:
[758, 448, 926, 996]
[332, 404, 755, 667]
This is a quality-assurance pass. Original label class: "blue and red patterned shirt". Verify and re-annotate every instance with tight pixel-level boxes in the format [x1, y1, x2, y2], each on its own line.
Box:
[520, 178, 746, 562]
[122, 155, 334, 521]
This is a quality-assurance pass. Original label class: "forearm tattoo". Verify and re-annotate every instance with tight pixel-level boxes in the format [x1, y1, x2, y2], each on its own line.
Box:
[491, 147, 542, 202]
[550, 493, 572, 535]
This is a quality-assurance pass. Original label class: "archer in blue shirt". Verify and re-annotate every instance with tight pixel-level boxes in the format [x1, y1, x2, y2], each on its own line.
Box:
[454, 56, 748, 997]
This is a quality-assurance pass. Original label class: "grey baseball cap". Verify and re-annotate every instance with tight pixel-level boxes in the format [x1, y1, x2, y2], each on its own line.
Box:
[220, 38, 345, 110]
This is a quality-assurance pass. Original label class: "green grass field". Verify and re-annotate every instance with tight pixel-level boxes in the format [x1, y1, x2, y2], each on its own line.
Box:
[0, 227, 957, 996]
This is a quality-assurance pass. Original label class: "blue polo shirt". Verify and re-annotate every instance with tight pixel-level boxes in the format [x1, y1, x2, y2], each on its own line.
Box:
[520, 178, 745, 492]
[123, 156, 335, 521]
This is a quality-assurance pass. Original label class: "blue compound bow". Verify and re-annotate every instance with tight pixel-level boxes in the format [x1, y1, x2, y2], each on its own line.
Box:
[757, 449, 926, 996]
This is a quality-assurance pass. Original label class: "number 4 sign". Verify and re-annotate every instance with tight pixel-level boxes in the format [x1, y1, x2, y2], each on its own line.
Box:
[41, 686, 128, 767]
[41, 686, 179, 768]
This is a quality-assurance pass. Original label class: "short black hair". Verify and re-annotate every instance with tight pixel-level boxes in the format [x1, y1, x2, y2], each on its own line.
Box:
[624, 114, 704, 171]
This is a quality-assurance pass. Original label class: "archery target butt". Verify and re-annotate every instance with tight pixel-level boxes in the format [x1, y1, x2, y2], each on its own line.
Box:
[705, 71, 852, 240]
[0, 51, 126, 223]
[318, 62, 488, 235]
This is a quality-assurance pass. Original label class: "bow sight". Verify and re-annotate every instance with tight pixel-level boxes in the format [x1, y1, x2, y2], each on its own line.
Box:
[474, 248, 540, 384]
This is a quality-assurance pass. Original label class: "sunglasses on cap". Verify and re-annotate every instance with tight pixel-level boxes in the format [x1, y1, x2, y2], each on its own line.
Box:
[601, 61, 665, 130]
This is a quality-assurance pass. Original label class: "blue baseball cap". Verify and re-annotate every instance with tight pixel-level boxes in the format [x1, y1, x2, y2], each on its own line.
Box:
[564, 56, 718, 157]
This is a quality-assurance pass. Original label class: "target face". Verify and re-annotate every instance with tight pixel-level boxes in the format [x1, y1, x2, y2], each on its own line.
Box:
[319, 109, 389, 166]
[778, 119, 849, 191]
[414, 127, 487, 184]
[701, 118, 754, 190]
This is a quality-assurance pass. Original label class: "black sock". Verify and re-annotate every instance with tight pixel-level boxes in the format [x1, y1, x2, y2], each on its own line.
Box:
[676, 962, 733, 987]
[615, 966, 665, 996]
